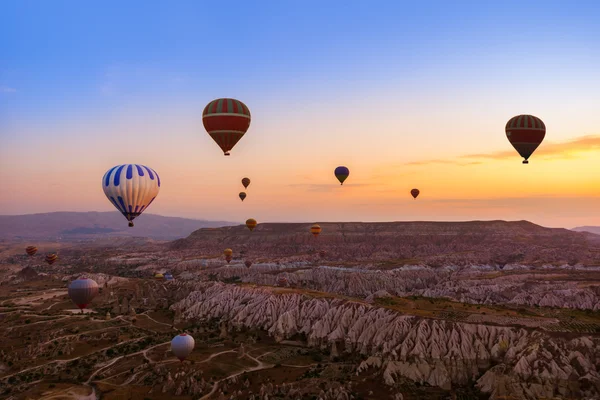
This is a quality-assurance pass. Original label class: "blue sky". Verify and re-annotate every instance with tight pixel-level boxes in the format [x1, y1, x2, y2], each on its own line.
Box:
[1, 1, 600, 227]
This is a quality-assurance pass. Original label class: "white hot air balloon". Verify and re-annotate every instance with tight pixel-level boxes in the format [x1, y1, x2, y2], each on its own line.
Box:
[68, 277, 99, 310]
[102, 164, 160, 227]
[171, 333, 195, 361]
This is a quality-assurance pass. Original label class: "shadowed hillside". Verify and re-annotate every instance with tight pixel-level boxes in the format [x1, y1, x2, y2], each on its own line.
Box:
[171, 220, 600, 266]
[0, 212, 235, 241]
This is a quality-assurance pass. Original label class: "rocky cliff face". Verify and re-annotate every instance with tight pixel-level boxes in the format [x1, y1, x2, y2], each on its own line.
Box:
[171, 282, 600, 399]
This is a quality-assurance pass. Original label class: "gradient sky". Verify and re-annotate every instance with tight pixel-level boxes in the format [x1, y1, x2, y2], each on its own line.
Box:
[1, 1, 600, 228]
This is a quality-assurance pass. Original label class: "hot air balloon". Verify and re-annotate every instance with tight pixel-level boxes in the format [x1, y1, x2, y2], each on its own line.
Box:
[246, 218, 257, 231]
[239, 192, 247, 202]
[171, 333, 195, 361]
[202, 98, 251, 156]
[505, 115, 546, 164]
[277, 276, 288, 287]
[310, 224, 322, 237]
[164, 273, 174, 281]
[102, 164, 160, 227]
[45, 253, 58, 265]
[245, 260, 252, 268]
[242, 177, 251, 189]
[225, 255, 233, 264]
[224, 248, 233, 257]
[154, 273, 164, 280]
[334, 166, 349, 185]
[68, 277, 99, 310]
[25, 246, 38, 256]
[319, 250, 327, 259]
[411, 189, 420, 199]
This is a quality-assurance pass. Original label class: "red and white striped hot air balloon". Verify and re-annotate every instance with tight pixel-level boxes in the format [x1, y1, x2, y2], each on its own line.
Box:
[171, 333, 195, 361]
[202, 98, 251, 156]
[25, 246, 38, 256]
[505, 115, 546, 164]
[68, 277, 99, 310]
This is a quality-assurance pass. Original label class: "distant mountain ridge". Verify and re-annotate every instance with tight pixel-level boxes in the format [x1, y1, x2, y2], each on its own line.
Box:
[0, 212, 236, 241]
[572, 226, 600, 235]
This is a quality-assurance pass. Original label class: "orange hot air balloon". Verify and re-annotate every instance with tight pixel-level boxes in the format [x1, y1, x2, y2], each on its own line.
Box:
[505, 115, 546, 164]
[45, 253, 58, 265]
[242, 177, 251, 189]
[245, 260, 252, 268]
[26, 246, 38, 256]
[202, 98, 251, 156]
[224, 248, 233, 257]
[310, 224, 322, 237]
[411, 189, 420, 199]
[239, 192, 247, 202]
[246, 218, 257, 231]
[225, 255, 233, 264]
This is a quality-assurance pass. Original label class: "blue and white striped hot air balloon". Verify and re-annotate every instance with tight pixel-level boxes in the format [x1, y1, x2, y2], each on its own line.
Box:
[102, 164, 161, 227]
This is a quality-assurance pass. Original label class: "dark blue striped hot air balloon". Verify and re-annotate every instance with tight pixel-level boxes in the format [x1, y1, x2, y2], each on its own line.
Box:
[334, 166, 349, 185]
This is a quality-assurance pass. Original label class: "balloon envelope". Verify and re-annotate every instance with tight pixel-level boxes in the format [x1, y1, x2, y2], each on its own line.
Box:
[245, 260, 252, 268]
[45, 253, 58, 265]
[310, 224, 322, 237]
[246, 218, 257, 231]
[239, 192, 247, 202]
[242, 177, 251, 189]
[26, 246, 38, 256]
[102, 164, 160, 227]
[411, 189, 420, 199]
[171, 333, 195, 361]
[203, 98, 251, 156]
[154, 273, 164, 280]
[224, 248, 233, 257]
[505, 115, 546, 164]
[68, 277, 99, 309]
[334, 166, 349, 185]
[225, 255, 233, 263]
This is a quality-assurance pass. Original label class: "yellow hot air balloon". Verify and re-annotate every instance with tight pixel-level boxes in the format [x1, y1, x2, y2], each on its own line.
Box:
[224, 248, 233, 257]
[246, 218, 257, 231]
[310, 224, 322, 237]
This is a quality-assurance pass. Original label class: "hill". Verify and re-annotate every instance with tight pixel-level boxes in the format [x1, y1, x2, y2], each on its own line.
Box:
[171, 220, 600, 266]
[572, 226, 600, 235]
[0, 212, 235, 241]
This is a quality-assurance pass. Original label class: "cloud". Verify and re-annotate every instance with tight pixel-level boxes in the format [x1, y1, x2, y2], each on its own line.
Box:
[406, 135, 600, 166]
[0, 86, 16, 93]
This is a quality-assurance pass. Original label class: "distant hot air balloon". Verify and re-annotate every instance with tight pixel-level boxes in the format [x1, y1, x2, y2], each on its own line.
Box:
[45, 253, 58, 265]
[164, 273, 174, 281]
[246, 218, 257, 231]
[505, 115, 546, 164]
[411, 189, 420, 199]
[245, 260, 252, 268]
[239, 192, 247, 202]
[277, 276, 288, 287]
[68, 277, 99, 310]
[171, 333, 195, 362]
[319, 250, 327, 259]
[154, 273, 164, 280]
[242, 177, 251, 189]
[310, 224, 322, 237]
[26, 246, 38, 256]
[334, 166, 349, 185]
[225, 255, 233, 264]
[102, 164, 160, 227]
[202, 98, 251, 156]
[224, 248, 233, 257]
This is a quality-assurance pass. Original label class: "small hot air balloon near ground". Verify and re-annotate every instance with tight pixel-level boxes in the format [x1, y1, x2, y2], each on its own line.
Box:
[68, 277, 99, 311]
[246, 218, 257, 231]
[45, 253, 58, 265]
[102, 164, 160, 227]
[203, 98, 251, 156]
[171, 333, 195, 362]
[224, 248, 233, 257]
[242, 177, 251, 189]
[239, 192, 247, 202]
[225, 255, 233, 263]
[164, 273, 174, 281]
[245, 260, 252, 268]
[334, 166, 349, 185]
[26, 246, 38, 256]
[505, 115, 546, 164]
[154, 273, 164, 280]
[411, 189, 420, 199]
[310, 224, 322, 237]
